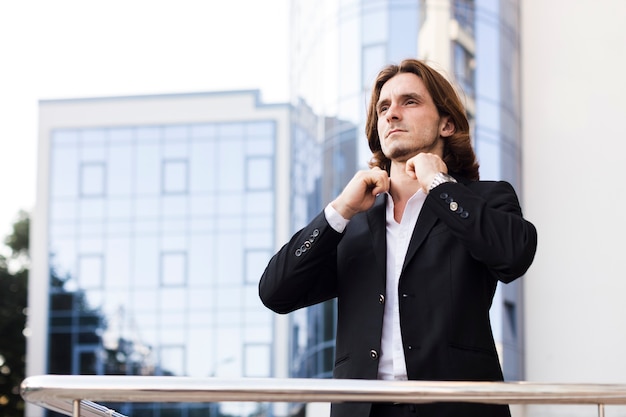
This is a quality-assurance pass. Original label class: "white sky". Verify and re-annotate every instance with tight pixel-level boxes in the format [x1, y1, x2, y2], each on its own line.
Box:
[0, 0, 290, 251]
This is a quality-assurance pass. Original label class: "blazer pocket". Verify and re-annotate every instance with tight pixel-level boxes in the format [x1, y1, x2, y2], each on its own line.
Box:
[333, 354, 352, 379]
[447, 342, 502, 380]
[448, 342, 496, 357]
[334, 353, 350, 367]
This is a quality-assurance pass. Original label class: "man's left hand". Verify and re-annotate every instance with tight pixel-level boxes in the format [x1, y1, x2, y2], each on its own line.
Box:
[405, 153, 448, 193]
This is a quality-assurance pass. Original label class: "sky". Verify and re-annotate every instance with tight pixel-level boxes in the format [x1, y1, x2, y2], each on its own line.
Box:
[0, 0, 290, 253]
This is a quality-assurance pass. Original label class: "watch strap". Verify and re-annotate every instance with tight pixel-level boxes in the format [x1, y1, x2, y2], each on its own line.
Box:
[428, 172, 457, 192]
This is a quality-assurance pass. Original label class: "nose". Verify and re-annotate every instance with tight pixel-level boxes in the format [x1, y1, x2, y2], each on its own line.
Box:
[385, 102, 401, 121]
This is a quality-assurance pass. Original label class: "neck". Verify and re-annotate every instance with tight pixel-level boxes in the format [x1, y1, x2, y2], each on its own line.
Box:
[388, 162, 420, 222]
[389, 162, 420, 201]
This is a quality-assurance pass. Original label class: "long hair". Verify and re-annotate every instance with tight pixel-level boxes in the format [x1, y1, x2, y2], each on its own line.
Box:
[365, 59, 479, 180]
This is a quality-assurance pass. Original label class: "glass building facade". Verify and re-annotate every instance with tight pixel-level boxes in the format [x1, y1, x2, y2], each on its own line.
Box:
[288, 0, 525, 388]
[31, 91, 301, 417]
[473, 0, 524, 380]
[48, 121, 275, 416]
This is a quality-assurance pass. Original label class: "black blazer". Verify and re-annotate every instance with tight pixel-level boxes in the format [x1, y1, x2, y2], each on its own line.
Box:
[259, 178, 537, 417]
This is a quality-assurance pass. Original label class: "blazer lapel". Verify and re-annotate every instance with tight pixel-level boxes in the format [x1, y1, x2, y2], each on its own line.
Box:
[402, 203, 438, 273]
[366, 194, 387, 280]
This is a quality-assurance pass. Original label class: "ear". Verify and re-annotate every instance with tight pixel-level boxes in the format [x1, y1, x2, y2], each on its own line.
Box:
[439, 116, 456, 138]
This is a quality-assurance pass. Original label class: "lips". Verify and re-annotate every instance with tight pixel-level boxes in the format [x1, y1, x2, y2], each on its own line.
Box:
[386, 128, 405, 138]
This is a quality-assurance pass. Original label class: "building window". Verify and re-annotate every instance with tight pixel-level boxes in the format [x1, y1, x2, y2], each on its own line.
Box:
[504, 300, 517, 337]
[243, 343, 270, 377]
[78, 254, 104, 290]
[73, 345, 103, 375]
[246, 156, 273, 190]
[453, 0, 475, 35]
[362, 44, 386, 90]
[80, 162, 106, 197]
[453, 42, 475, 97]
[162, 159, 189, 194]
[159, 345, 186, 376]
[244, 249, 272, 284]
[161, 251, 187, 287]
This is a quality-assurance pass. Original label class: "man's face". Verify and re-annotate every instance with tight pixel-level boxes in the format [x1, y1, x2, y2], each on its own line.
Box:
[376, 72, 449, 162]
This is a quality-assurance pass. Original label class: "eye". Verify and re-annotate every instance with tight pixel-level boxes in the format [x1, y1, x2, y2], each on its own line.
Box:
[377, 105, 389, 115]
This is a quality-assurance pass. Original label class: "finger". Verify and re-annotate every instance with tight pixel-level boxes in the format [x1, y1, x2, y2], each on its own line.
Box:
[368, 172, 389, 196]
[370, 183, 387, 196]
[405, 159, 418, 179]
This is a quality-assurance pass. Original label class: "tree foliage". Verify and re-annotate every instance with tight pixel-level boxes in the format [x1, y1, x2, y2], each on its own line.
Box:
[4, 210, 29, 257]
[0, 212, 29, 417]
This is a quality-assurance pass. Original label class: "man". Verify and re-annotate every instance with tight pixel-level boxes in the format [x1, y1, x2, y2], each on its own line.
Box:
[259, 59, 537, 417]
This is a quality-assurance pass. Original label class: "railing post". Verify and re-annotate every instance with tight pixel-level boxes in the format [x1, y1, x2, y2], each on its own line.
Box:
[598, 403, 605, 417]
[73, 399, 81, 417]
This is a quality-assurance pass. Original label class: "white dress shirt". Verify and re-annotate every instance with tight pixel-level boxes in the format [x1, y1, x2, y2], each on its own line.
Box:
[324, 189, 427, 380]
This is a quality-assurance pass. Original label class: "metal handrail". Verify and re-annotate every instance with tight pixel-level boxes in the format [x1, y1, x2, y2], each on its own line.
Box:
[22, 375, 626, 417]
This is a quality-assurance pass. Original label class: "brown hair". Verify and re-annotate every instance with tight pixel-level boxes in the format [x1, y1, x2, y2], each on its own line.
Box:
[365, 59, 479, 180]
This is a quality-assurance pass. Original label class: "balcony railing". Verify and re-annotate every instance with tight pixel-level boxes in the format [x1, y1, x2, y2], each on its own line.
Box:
[21, 375, 626, 417]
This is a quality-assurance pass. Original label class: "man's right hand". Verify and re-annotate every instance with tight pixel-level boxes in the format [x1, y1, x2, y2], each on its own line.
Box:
[330, 167, 390, 219]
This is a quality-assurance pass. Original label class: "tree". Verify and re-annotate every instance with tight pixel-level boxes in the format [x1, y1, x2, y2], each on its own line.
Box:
[0, 211, 29, 417]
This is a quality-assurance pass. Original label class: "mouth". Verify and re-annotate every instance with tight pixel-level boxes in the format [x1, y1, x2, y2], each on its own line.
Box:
[386, 128, 404, 138]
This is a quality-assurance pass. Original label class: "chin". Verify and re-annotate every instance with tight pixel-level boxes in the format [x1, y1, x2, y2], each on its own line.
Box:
[384, 148, 413, 161]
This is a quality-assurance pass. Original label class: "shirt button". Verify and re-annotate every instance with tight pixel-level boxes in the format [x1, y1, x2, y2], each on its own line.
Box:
[460, 211, 469, 219]
[449, 201, 458, 211]
[379, 294, 385, 304]
[370, 349, 379, 360]
[439, 192, 449, 199]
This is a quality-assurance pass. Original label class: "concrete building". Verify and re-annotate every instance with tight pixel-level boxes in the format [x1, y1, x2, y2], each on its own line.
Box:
[521, 0, 626, 416]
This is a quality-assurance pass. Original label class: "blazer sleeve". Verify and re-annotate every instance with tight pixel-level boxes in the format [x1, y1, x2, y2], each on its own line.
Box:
[425, 180, 537, 283]
[259, 211, 342, 314]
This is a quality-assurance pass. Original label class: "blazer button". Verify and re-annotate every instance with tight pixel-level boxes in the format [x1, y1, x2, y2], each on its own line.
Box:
[370, 349, 379, 360]
[378, 294, 385, 304]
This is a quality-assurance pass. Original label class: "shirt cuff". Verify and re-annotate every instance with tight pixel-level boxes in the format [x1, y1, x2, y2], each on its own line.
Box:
[324, 203, 350, 233]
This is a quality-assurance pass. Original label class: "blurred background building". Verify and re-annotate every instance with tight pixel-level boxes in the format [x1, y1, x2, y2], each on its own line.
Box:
[24, 1, 626, 417]
[28, 91, 320, 417]
[286, 3, 525, 412]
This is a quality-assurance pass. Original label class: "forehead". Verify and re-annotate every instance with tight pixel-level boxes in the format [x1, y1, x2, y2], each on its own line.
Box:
[378, 72, 430, 100]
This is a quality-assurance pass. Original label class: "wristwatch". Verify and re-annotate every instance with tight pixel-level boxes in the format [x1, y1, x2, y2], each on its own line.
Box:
[428, 172, 457, 192]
